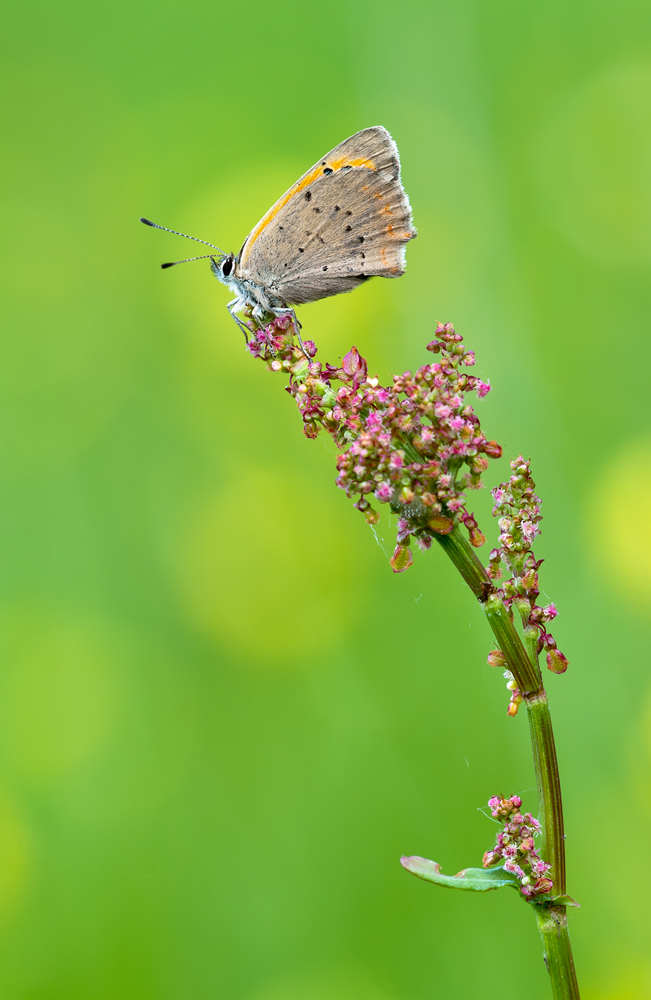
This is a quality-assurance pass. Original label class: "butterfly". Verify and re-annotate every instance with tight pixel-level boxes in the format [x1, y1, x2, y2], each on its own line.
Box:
[141, 126, 416, 341]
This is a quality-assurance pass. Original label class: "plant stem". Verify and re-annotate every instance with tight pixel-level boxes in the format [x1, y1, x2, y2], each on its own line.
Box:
[525, 691, 565, 894]
[432, 528, 541, 693]
[536, 907, 580, 1000]
[432, 526, 580, 998]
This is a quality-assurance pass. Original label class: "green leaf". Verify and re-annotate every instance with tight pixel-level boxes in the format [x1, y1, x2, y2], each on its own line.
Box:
[400, 855, 521, 892]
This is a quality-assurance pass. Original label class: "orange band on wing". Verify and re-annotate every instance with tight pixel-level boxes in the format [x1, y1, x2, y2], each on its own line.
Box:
[239, 156, 376, 268]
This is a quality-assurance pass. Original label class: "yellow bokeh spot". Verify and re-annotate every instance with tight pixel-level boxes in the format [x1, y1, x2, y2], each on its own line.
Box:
[586, 436, 651, 610]
[174, 466, 370, 664]
[585, 967, 651, 1000]
[0, 607, 121, 782]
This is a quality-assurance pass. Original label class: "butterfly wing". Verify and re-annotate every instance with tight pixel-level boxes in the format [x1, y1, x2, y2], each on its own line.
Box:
[237, 126, 416, 306]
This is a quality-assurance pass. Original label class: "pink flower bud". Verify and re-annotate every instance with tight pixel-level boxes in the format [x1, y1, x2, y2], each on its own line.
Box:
[481, 444, 502, 465]
[427, 515, 454, 535]
[546, 649, 569, 674]
[390, 544, 413, 574]
[521, 520, 540, 543]
[507, 698, 521, 717]
[375, 483, 393, 503]
[341, 346, 367, 381]
[487, 650, 507, 668]
[396, 518, 411, 543]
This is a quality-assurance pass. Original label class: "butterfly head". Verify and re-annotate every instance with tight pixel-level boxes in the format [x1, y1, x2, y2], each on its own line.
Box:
[210, 253, 236, 282]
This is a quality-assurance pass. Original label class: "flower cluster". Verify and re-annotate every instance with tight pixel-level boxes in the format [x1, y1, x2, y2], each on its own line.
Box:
[246, 317, 501, 572]
[482, 795, 554, 900]
[487, 458, 568, 685]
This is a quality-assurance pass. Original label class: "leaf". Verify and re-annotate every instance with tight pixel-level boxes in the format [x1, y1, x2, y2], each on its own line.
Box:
[400, 855, 521, 892]
[548, 894, 581, 908]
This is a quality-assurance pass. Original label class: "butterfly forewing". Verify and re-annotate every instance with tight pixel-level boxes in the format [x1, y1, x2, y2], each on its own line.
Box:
[237, 126, 416, 307]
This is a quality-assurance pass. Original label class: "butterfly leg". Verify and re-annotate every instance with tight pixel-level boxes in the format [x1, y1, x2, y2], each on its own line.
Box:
[274, 307, 307, 355]
[227, 299, 251, 343]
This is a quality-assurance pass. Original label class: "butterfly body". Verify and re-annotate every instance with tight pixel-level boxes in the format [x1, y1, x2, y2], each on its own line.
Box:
[143, 126, 416, 338]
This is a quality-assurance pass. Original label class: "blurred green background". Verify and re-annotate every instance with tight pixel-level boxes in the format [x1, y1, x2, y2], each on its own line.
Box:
[1, 0, 651, 996]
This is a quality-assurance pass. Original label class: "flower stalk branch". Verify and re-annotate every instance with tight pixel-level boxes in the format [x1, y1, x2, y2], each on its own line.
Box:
[243, 312, 579, 998]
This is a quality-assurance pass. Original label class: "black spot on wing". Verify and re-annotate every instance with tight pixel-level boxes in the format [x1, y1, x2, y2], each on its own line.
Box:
[305, 190, 312, 201]
[323, 167, 333, 175]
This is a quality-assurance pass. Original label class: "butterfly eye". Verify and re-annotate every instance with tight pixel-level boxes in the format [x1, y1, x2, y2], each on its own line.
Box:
[222, 257, 233, 277]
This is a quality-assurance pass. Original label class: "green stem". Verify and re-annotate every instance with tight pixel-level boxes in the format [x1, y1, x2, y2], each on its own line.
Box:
[536, 907, 580, 1000]
[431, 524, 490, 598]
[525, 691, 566, 894]
[432, 525, 579, 998]
[432, 528, 541, 693]
[483, 595, 541, 694]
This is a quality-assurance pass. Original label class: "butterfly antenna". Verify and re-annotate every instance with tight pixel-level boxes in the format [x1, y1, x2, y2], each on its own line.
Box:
[140, 217, 226, 255]
[161, 253, 218, 269]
